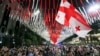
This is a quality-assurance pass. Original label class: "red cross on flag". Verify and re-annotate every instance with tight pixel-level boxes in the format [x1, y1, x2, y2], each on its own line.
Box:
[56, 0, 92, 37]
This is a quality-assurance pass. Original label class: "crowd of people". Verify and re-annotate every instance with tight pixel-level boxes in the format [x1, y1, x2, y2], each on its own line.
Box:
[0, 44, 100, 56]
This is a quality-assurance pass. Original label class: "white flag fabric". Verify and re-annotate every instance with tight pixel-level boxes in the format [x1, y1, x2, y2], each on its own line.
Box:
[56, 0, 92, 37]
[69, 17, 91, 37]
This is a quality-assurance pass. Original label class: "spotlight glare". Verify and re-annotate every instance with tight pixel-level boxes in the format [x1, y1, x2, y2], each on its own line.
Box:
[88, 4, 100, 12]
[34, 9, 40, 15]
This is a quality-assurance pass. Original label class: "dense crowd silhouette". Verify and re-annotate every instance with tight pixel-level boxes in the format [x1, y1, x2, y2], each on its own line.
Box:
[0, 44, 100, 56]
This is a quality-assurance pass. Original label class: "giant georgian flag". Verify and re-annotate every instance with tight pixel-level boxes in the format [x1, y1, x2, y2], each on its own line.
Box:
[56, 0, 92, 37]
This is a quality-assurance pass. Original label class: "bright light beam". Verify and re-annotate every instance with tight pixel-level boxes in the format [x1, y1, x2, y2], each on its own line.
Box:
[88, 4, 100, 12]
[34, 9, 40, 15]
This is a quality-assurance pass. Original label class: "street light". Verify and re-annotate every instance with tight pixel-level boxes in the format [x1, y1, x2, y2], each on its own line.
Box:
[13, 38, 15, 47]
[12, 33, 14, 37]
[5, 31, 8, 35]
[98, 38, 100, 44]
[98, 38, 100, 40]
[0, 39, 2, 44]
[0, 37, 2, 48]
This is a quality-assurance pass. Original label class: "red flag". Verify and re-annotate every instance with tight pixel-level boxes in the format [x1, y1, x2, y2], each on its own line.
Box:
[56, 0, 92, 37]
